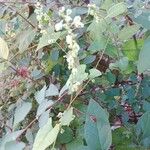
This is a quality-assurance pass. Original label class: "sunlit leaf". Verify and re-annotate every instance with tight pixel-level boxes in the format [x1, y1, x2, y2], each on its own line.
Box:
[0, 130, 24, 150]
[36, 99, 53, 116]
[5, 141, 25, 150]
[25, 129, 34, 144]
[107, 2, 127, 18]
[38, 110, 50, 128]
[46, 84, 59, 97]
[33, 118, 53, 150]
[34, 85, 47, 104]
[13, 102, 32, 127]
[60, 107, 75, 126]
[89, 68, 102, 79]
[33, 117, 61, 150]
[0, 37, 9, 59]
[36, 28, 62, 51]
[17, 28, 36, 52]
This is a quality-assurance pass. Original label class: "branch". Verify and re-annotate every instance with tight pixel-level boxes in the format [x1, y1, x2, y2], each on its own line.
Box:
[1, 3, 36, 28]
[17, 91, 67, 138]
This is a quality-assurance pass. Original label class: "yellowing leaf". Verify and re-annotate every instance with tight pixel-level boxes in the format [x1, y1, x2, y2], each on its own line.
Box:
[59, 107, 75, 126]
[0, 37, 9, 59]
[33, 118, 61, 150]
[107, 2, 127, 18]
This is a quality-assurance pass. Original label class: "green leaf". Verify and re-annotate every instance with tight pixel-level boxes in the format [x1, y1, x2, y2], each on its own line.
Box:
[36, 99, 53, 117]
[88, 36, 107, 53]
[107, 2, 127, 18]
[36, 28, 62, 51]
[106, 71, 116, 84]
[123, 40, 143, 61]
[109, 57, 129, 71]
[137, 37, 150, 73]
[143, 101, 150, 112]
[25, 129, 34, 144]
[71, 7, 88, 17]
[83, 55, 96, 64]
[59, 107, 75, 126]
[18, 28, 36, 52]
[57, 126, 74, 144]
[13, 102, 32, 127]
[136, 111, 150, 139]
[112, 127, 133, 150]
[89, 68, 102, 79]
[5, 141, 25, 150]
[45, 84, 59, 97]
[118, 25, 139, 41]
[67, 64, 88, 84]
[84, 99, 112, 150]
[0, 130, 24, 150]
[88, 19, 108, 36]
[38, 110, 50, 128]
[0, 62, 6, 73]
[66, 137, 88, 150]
[101, 0, 113, 10]
[132, 11, 150, 30]
[0, 37, 9, 59]
[34, 85, 47, 104]
[33, 118, 61, 150]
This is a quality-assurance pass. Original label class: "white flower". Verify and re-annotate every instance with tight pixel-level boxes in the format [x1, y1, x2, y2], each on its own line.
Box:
[38, 23, 42, 29]
[66, 34, 73, 45]
[66, 9, 72, 15]
[72, 68, 77, 75]
[59, 6, 65, 14]
[87, 3, 96, 8]
[72, 82, 81, 92]
[65, 16, 72, 23]
[72, 16, 84, 28]
[55, 20, 63, 31]
[88, 9, 95, 16]
[48, 39, 55, 44]
[72, 42, 80, 52]
[36, 15, 42, 21]
[57, 112, 63, 118]
[43, 13, 50, 21]
[40, 29, 47, 34]
[70, 50, 78, 58]
[36, 2, 41, 7]
[66, 55, 74, 69]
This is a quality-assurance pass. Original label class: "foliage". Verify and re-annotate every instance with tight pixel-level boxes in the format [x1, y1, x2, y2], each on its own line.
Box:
[0, 0, 150, 150]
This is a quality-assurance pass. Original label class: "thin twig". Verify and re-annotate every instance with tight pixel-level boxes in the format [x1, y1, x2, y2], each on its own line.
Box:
[1, 3, 36, 28]
[17, 91, 67, 138]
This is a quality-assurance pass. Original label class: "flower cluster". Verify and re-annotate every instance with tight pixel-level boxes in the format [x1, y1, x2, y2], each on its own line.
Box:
[34, 1, 50, 29]
[55, 7, 84, 32]
[66, 69, 81, 93]
[55, 7, 85, 93]
[88, 3, 100, 22]
[17, 66, 29, 78]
